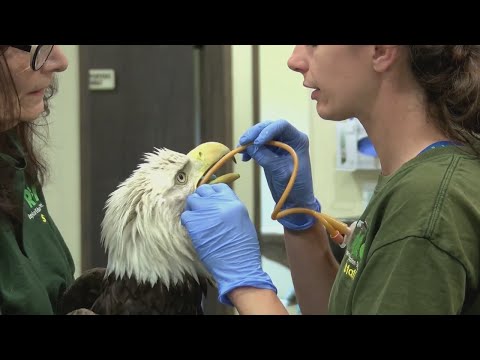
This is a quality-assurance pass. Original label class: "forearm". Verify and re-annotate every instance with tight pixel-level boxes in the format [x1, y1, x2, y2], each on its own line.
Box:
[228, 287, 290, 315]
[285, 221, 339, 314]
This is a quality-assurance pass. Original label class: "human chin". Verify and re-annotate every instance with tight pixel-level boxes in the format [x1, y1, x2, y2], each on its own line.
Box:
[315, 102, 346, 121]
[20, 101, 45, 122]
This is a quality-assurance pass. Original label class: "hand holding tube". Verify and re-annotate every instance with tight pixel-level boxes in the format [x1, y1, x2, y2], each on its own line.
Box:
[239, 119, 321, 231]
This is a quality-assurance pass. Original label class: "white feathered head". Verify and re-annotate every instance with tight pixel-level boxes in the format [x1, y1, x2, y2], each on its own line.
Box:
[100, 142, 239, 288]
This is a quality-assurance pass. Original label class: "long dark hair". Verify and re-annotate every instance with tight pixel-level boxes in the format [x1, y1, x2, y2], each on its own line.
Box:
[0, 45, 57, 218]
[408, 45, 480, 152]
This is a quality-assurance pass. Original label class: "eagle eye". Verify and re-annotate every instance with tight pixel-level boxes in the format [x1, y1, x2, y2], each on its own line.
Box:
[176, 171, 188, 184]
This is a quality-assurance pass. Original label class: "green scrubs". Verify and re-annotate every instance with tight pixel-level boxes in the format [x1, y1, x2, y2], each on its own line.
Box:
[0, 130, 74, 314]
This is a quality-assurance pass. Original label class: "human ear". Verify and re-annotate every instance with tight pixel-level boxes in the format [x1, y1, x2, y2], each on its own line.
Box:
[372, 45, 400, 72]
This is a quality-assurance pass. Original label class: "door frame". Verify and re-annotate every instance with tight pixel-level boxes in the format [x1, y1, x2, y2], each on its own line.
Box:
[196, 45, 234, 315]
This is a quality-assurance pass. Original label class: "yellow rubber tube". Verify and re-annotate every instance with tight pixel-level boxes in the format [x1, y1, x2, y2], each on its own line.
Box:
[198, 141, 351, 245]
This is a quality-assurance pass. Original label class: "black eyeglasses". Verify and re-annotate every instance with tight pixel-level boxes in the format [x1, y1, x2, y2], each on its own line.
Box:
[9, 45, 54, 71]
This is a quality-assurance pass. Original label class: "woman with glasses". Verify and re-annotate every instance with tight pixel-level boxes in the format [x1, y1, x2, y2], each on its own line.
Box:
[0, 45, 76, 314]
[182, 45, 480, 315]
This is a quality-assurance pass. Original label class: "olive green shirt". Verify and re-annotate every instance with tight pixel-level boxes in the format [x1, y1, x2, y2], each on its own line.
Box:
[329, 145, 480, 314]
[0, 130, 75, 314]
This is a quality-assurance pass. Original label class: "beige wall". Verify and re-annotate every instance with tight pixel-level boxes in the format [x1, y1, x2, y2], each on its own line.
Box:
[41, 45, 82, 277]
[231, 45, 255, 216]
[259, 45, 313, 235]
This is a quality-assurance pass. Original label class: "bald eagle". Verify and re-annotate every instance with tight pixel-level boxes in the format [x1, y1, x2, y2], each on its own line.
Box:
[59, 142, 239, 315]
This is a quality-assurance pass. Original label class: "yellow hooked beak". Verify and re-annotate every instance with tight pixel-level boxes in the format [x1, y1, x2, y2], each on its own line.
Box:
[187, 142, 240, 189]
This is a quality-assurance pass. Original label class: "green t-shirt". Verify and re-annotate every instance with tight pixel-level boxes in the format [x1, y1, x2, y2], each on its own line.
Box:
[0, 130, 75, 314]
[329, 145, 480, 315]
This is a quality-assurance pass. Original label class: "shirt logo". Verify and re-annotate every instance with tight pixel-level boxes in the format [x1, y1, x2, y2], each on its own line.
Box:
[24, 185, 46, 223]
[343, 220, 368, 280]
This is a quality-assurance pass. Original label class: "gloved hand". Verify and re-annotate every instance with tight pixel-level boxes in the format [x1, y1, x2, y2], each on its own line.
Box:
[181, 183, 277, 306]
[239, 119, 321, 231]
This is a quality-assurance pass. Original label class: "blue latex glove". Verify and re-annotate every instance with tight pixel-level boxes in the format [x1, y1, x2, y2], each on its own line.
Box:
[181, 183, 277, 306]
[239, 119, 321, 231]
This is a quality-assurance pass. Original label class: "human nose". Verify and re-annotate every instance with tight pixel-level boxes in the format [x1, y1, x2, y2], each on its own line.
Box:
[42, 45, 69, 73]
[287, 45, 308, 74]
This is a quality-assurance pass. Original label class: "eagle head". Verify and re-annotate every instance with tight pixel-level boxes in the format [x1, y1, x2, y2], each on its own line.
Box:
[100, 142, 239, 288]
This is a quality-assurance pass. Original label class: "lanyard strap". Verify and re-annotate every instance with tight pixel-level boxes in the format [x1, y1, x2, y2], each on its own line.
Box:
[419, 140, 457, 155]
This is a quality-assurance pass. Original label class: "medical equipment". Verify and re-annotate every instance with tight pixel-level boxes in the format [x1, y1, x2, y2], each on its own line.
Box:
[198, 141, 352, 247]
[336, 118, 381, 171]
